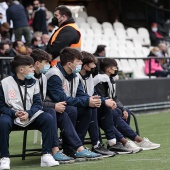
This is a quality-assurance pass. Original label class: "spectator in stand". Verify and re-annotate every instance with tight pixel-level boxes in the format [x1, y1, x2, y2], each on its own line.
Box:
[93, 45, 106, 57]
[46, 6, 81, 67]
[8, 40, 27, 57]
[26, 4, 33, 27]
[144, 47, 170, 77]
[149, 23, 165, 46]
[32, 0, 48, 34]
[92, 45, 106, 77]
[158, 43, 170, 71]
[0, 42, 12, 78]
[5, 0, 31, 45]
[42, 34, 50, 47]
[47, 22, 56, 36]
[0, 22, 10, 42]
[30, 36, 45, 50]
[0, 13, 3, 26]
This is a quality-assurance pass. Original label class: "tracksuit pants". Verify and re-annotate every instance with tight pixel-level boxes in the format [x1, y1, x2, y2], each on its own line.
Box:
[0, 112, 53, 157]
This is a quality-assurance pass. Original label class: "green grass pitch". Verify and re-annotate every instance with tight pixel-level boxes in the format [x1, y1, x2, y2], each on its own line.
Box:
[8, 111, 170, 170]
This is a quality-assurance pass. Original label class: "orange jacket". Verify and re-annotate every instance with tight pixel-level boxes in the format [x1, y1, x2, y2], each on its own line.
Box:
[50, 23, 81, 67]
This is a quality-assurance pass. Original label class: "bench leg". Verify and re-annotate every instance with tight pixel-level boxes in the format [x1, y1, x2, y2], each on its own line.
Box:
[131, 112, 140, 136]
[22, 130, 28, 160]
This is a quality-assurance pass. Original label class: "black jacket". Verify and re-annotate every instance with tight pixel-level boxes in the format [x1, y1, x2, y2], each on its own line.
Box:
[33, 9, 47, 34]
[95, 77, 126, 112]
[46, 18, 80, 59]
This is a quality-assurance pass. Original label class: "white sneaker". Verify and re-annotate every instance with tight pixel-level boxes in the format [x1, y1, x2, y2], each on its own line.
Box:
[41, 154, 59, 167]
[135, 137, 161, 151]
[125, 140, 142, 153]
[0, 157, 10, 170]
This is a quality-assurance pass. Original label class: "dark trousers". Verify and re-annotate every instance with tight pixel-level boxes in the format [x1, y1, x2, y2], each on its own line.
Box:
[112, 110, 137, 141]
[0, 112, 53, 157]
[76, 107, 92, 143]
[58, 106, 82, 150]
[115, 108, 131, 125]
[43, 108, 59, 147]
[98, 105, 116, 140]
[88, 108, 100, 146]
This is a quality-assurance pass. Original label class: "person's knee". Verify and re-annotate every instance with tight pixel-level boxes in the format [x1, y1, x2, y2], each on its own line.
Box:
[40, 112, 53, 124]
[0, 116, 13, 129]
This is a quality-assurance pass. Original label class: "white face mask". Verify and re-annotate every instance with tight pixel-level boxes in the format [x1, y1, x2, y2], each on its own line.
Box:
[152, 27, 158, 32]
[28, 9, 33, 14]
[155, 51, 162, 57]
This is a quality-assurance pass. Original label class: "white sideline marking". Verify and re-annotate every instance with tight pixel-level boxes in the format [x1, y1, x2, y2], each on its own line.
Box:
[126, 158, 161, 161]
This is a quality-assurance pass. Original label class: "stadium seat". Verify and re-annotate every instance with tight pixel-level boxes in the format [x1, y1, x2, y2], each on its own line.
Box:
[126, 27, 138, 39]
[115, 28, 127, 40]
[102, 22, 113, 30]
[78, 11, 88, 21]
[87, 16, 98, 26]
[142, 47, 150, 57]
[79, 22, 90, 29]
[113, 21, 125, 30]
[126, 40, 135, 51]
[75, 17, 86, 26]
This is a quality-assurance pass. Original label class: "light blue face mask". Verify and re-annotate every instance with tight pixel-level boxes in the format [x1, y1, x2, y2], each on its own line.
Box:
[40, 64, 50, 74]
[0, 19, 2, 24]
[72, 64, 82, 74]
[24, 72, 34, 79]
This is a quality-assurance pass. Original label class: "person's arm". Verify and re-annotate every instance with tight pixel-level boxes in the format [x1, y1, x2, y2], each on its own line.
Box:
[47, 75, 89, 107]
[0, 85, 16, 118]
[6, 9, 11, 24]
[46, 26, 80, 58]
[26, 82, 43, 118]
[42, 101, 55, 108]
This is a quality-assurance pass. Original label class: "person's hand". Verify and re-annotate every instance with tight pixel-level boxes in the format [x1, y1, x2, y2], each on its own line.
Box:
[19, 112, 29, 121]
[105, 99, 117, 110]
[15, 111, 25, 118]
[89, 96, 101, 108]
[122, 110, 128, 121]
[55, 101, 67, 113]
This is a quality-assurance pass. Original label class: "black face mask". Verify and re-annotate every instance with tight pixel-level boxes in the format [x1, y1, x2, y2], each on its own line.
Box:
[110, 69, 119, 77]
[33, 7, 38, 11]
[5, 49, 11, 56]
[52, 17, 59, 26]
[3, 31, 8, 34]
[86, 68, 96, 75]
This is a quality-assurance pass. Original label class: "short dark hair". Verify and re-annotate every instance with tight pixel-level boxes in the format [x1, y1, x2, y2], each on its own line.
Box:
[60, 47, 83, 66]
[0, 42, 8, 50]
[11, 55, 34, 73]
[54, 6, 72, 18]
[5, 0, 13, 4]
[95, 45, 106, 54]
[31, 37, 38, 44]
[12, 40, 20, 49]
[100, 58, 117, 73]
[31, 49, 51, 63]
[81, 51, 97, 66]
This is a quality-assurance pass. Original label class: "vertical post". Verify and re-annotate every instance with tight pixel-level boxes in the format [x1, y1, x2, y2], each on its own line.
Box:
[149, 57, 151, 79]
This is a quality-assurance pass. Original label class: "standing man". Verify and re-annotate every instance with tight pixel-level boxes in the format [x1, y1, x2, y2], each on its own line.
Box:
[32, 0, 47, 34]
[5, 0, 31, 45]
[46, 6, 81, 67]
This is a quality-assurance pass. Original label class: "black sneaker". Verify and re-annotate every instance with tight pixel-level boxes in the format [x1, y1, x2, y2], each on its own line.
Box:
[63, 147, 76, 159]
[107, 142, 132, 155]
[92, 143, 116, 158]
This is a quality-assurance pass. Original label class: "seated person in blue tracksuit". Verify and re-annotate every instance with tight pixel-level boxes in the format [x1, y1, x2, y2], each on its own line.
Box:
[94, 58, 161, 151]
[31, 48, 76, 163]
[78, 51, 116, 157]
[45, 47, 102, 160]
[78, 51, 141, 154]
[0, 55, 59, 170]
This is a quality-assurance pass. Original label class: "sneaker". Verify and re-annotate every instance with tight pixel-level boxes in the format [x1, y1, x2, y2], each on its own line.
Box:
[135, 137, 161, 151]
[41, 154, 59, 167]
[107, 142, 132, 154]
[53, 151, 75, 164]
[0, 157, 10, 170]
[92, 143, 116, 158]
[75, 149, 102, 161]
[125, 140, 143, 153]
